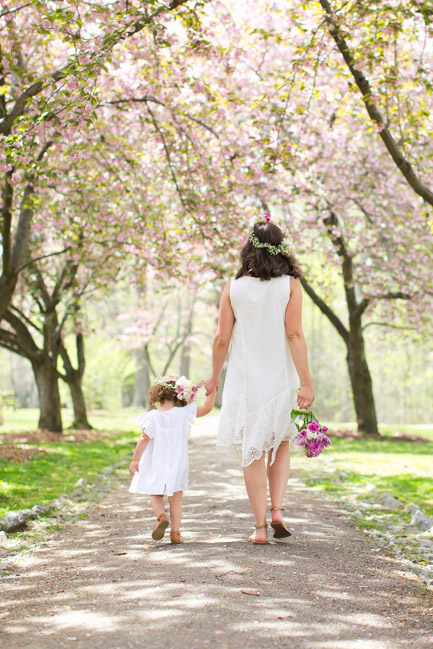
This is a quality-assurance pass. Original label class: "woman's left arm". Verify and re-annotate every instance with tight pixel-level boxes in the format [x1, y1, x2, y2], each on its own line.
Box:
[285, 278, 315, 409]
[205, 282, 234, 394]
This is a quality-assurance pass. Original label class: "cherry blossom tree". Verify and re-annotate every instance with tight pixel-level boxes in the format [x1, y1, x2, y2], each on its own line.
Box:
[1, 0, 432, 435]
[316, 0, 433, 207]
[0, 0, 206, 321]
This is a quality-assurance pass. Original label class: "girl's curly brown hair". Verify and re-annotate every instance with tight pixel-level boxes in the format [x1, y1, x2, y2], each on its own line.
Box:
[148, 376, 187, 408]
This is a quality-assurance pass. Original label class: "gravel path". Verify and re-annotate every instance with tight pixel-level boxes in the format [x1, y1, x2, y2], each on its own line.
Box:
[1, 415, 433, 649]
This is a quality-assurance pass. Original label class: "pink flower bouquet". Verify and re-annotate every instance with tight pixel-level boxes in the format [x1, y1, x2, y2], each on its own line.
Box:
[290, 408, 331, 458]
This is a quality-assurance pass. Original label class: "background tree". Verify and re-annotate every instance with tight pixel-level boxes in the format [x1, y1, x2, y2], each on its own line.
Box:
[0, 0, 205, 320]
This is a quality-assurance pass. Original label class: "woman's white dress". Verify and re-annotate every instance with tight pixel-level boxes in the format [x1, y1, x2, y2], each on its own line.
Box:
[217, 276, 299, 467]
[129, 402, 197, 496]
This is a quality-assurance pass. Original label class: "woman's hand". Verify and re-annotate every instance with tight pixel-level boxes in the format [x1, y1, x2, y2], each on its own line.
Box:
[129, 460, 140, 476]
[297, 384, 315, 410]
[204, 376, 219, 396]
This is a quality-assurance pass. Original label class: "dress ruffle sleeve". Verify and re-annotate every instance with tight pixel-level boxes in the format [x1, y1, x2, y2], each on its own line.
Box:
[184, 402, 197, 427]
[137, 411, 156, 439]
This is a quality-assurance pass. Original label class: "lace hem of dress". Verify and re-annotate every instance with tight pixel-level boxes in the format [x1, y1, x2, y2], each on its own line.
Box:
[216, 390, 300, 467]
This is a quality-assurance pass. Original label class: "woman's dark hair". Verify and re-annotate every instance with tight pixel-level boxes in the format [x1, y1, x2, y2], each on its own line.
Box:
[235, 221, 302, 281]
[148, 376, 186, 408]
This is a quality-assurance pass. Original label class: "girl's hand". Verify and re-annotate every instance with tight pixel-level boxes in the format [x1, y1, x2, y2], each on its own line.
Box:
[204, 376, 219, 396]
[129, 460, 140, 476]
[297, 384, 314, 410]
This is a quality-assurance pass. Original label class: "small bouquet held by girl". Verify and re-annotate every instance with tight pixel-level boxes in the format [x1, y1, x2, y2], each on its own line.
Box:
[291, 407, 331, 457]
[129, 375, 216, 544]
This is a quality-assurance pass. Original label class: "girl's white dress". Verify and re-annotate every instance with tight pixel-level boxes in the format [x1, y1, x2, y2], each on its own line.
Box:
[217, 276, 300, 467]
[129, 402, 197, 496]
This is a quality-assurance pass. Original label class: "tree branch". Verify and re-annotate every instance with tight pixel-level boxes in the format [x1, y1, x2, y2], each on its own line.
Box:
[352, 297, 370, 320]
[374, 291, 413, 301]
[16, 246, 71, 273]
[102, 95, 221, 139]
[2, 309, 40, 360]
[319, 0, 433, 207]
[11, 141, 53, 273]
[323, 209, 359, 318]
[125, 0, 191, 38]
[362, 321, 416, 332]
[0, 1, 192, 136]
[1, 170, 13, 278]
[9, 304, 42, 334]
[300, 277, 349, 345]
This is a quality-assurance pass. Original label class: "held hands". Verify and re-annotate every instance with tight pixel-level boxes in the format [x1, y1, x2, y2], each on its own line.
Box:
[204, 376, 219, 396]
[297, 384, 315, 410]
[129, 460, 140, 476]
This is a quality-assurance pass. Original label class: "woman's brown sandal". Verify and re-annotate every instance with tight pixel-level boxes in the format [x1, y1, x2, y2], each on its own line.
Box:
[152, 513, 169, 540]
[170, 531, 184, 544]
[248, 523, 268, 545]
[270, 506, 291, 538]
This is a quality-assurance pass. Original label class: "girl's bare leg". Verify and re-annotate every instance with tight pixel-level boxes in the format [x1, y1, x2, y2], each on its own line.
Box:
[243, 454, 267, 542]
[267, 441, 290, 523]
[168, 491, 183, 532]
[150, 495, 165, 518]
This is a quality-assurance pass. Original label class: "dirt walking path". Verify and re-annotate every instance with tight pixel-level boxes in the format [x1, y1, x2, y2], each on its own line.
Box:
[1, 415, 433, 649]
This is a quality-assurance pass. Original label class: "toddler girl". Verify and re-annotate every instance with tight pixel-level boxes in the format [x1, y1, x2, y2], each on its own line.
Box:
[129, 375, 216, 543]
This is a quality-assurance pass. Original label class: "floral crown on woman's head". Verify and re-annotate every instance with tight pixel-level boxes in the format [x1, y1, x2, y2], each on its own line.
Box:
[248, 213, 296, 258]
[155, 376, 204, 403]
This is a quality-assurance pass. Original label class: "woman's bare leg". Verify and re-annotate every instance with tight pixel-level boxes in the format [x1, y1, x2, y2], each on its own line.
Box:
[243, 454, 267, 541]
[150, 495, 165, 518]
[267, 441, 290, 523]
[168, 491, 183, 532]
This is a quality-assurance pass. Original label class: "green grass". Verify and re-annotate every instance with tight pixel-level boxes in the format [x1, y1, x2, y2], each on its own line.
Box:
[0, 407, 143, 518]
[2, 409, 433, 522]
[324, 421, 433, 442]
[0, 433, 136, 518]
[293, 433, 433, 518]
[0, 407, 143, 433]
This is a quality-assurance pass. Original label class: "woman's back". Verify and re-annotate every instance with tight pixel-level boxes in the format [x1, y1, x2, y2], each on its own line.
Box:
[218, 276, 299, 466]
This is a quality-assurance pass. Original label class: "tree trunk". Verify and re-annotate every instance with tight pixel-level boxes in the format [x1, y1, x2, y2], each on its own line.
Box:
[58, 335, 92, 429]
[180, 342, 191, 378]
[131, 348, 151, 408]
[179, 297, 194, 378]
[347, 326, 379, 435]
[0, 360, 3, 425]
[67, 374, 92, 429]
[32, 356, 63, 432]
[301, 276, 380, 435]
[0, 274, 18, 324]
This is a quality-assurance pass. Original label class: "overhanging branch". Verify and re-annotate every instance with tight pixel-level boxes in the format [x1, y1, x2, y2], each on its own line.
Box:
[319, 0, 433, 207]
[300, 277, 349, 345]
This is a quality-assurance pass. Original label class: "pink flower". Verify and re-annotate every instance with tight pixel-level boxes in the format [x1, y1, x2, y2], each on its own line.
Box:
[295, 429, 308, 446]
[307, 421, 320, 433]
[321, 426, 328, 433]
[316, 432, 331, 448]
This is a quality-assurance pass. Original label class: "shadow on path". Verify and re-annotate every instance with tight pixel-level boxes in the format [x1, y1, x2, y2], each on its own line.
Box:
[1, 416, 433, 649]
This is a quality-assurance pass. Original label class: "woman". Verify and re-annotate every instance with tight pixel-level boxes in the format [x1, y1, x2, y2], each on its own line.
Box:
[205, 214, 314, 544]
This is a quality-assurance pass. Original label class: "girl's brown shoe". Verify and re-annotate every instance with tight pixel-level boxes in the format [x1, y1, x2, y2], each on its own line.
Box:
[152, 513, 169, 540]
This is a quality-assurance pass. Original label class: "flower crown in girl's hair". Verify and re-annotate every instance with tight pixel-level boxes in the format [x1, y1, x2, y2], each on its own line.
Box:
[249, 213, 296, 258]
[155, 376, 204, 403]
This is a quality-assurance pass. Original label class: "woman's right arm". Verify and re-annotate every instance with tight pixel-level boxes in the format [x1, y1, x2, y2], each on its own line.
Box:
[204, 282, 235, 395]
[285, 278, 315, 409]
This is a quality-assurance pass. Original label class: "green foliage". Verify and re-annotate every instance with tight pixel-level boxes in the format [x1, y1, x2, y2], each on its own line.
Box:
[81, 335, 136, 410]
